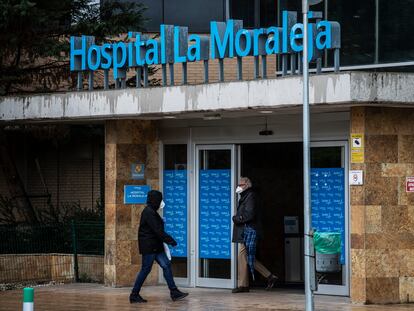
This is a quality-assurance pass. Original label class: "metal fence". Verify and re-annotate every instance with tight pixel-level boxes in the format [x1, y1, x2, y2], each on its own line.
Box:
[0, 221, 104, 285]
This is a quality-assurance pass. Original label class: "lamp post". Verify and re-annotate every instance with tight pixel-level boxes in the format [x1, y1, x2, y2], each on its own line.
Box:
[302, 0, 322, 310]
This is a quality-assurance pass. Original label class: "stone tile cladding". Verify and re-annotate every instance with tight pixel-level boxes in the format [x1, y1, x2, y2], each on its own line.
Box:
[104, 120, 159, 287]
[350, 107, 414, 304]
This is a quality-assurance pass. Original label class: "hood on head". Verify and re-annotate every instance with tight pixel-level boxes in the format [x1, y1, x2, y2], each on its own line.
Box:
[146, 190, 163, 210]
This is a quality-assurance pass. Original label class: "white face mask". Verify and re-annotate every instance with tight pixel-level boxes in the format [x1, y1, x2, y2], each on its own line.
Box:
[159, 200, 166, 209]
[235, 186, 244, 194]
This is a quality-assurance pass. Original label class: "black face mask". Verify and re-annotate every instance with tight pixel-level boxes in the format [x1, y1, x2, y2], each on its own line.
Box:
[146, 190, 163, 210]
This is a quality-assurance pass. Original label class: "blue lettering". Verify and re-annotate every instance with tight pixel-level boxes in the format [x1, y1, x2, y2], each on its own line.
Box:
[307, 24, 314, 61]
[101, 44, 112, 69]
[188, 34, 200, 61]
[316, 21, 332, 49]
[290, 24, 303, 52]
[174, 26, 187, 63]
[253, 28, 264, 56]
[87, 45, 101, 71]
[113, 42, 127, 79]
[282, 11, 288, 53]
[235, 30, 251, 57]
[127, 32, 135, 67]
[160, 25, 166, 64]
[68, 10, 340, 78]
[265, 27, 280, 54]
[145, 39, 159, 65]
[134, 34, 145, 66]
[70, 36, 87, 71]
[210, 20, 234, 59]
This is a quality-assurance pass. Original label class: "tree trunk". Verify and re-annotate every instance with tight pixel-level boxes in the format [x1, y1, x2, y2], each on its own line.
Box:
[0, 127, 39, 223]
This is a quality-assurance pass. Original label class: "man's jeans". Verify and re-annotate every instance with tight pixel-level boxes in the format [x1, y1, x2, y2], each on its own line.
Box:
[132, 252, 177, 293]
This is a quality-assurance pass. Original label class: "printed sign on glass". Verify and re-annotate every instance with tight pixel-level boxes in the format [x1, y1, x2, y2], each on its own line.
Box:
[311, 168, 345, 264]
[163, 170, 187, 258]
[199, 169, 231, 260]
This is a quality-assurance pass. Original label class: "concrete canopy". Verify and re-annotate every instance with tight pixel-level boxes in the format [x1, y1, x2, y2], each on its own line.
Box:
[1, 72, 414, 122]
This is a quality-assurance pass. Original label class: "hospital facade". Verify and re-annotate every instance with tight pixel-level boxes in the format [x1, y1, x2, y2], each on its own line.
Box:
[1, 0, 414, 304]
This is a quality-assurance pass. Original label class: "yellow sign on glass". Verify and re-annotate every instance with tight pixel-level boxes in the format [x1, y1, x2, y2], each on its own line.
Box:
[351, 134, 364, 163]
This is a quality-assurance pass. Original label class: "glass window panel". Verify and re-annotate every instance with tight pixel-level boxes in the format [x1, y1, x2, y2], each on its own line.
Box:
[378, 0, 414, 63]
[230, 0, 255, 28]
[328, 1, 375, 66]
[260, 0, 277, 27]
[198, 149, 232, 279]
[163, 144, 188, 278]
[311, 146, 345, 286]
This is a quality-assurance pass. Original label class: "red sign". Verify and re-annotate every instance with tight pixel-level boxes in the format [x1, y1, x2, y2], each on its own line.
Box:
[406, 177, 414, 193]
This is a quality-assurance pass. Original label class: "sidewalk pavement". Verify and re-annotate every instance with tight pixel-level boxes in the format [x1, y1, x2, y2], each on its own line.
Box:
[1, 283, 414, 310]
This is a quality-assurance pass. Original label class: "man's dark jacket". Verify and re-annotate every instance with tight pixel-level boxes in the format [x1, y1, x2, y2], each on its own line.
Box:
[232, 188, 259, 243]
[138, 190, 177, 255]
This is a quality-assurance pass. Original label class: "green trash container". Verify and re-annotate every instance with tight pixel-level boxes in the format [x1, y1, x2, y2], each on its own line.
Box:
[314, 232, 341, 273]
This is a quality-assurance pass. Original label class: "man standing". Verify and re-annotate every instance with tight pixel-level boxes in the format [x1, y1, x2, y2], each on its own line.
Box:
[130, 190, 189, 303]
[232, 177, 278, 293]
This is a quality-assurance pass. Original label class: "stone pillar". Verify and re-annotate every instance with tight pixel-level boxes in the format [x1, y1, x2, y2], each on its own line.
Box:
[104, 120, 159, 287]
[350, 107, 414, 304]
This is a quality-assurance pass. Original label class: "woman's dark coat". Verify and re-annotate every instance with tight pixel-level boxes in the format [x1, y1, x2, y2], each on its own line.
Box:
[138, 190, 177, 255]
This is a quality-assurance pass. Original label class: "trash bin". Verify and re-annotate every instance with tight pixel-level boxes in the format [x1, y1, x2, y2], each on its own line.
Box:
[314, 232, 341, 273]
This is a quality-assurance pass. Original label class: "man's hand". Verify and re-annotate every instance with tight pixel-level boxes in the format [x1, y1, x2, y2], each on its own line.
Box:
[232, 215, 242, 224]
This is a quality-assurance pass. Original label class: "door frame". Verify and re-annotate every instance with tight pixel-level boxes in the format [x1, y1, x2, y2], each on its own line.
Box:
[160, 139, 349, 295]
[311, 140, 350, 297]
[194, 144, 237, 289]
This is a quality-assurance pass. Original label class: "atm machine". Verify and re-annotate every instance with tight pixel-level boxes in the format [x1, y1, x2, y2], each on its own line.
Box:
[284, 216, 304, 283]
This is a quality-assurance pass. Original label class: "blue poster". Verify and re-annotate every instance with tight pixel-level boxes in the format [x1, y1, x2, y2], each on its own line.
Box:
[163, 170, 187, 258]
[124, 185, 150, 204]
[311, 168, 345, 264]
[199, 169, 231, 260]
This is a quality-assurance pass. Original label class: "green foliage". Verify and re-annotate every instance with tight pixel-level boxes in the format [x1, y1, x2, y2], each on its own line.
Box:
[0, 0, 148, 95]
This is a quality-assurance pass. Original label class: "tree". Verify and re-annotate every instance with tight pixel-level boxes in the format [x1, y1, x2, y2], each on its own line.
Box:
[0, 0, 148, 95]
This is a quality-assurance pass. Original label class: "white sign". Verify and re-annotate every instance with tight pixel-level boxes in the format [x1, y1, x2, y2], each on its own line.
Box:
[352, 137, 362, 148]
[406, 177, 414, 192]
[349, 170, 363, 185]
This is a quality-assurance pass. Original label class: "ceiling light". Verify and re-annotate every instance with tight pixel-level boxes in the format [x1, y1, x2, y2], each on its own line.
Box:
[259, 110, 273, 114]
[163, 115, 176, 119]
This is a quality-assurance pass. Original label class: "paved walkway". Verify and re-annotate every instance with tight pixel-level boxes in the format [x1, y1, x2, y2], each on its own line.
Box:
[1, 284, 414, 311]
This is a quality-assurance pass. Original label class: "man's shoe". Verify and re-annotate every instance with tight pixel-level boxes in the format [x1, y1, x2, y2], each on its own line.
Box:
[231, 287, 250, 293]
[265, 274, 278, 290]
[170, 288, 189, 301]
[129, 292, 147, 303]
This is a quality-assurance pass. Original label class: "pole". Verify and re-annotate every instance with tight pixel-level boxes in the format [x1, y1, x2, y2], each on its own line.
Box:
[23, 288, 34, 311]
[71, 220, 79, 282]
[302, 0, 314, 310]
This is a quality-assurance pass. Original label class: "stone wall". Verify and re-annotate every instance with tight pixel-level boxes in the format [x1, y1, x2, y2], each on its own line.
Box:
[105, 120, 159, 287]
[350, 107, 414, 304]
[0, 254, 103, 283]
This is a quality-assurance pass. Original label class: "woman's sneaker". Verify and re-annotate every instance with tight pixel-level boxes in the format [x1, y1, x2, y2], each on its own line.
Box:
[170, 288, 189, 301]
[129, 292, 147, 303]
[231, 287, 250, 293]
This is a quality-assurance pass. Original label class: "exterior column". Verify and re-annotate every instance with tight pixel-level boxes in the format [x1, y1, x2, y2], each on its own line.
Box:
[350, 107, 414, 304]
[104, 120, 160, 287]
[350, 107, 367, 303]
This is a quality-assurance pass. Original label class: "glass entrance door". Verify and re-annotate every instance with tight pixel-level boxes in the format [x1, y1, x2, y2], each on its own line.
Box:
[311, 142, 349, 296]
[195, 145, 237, 288]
